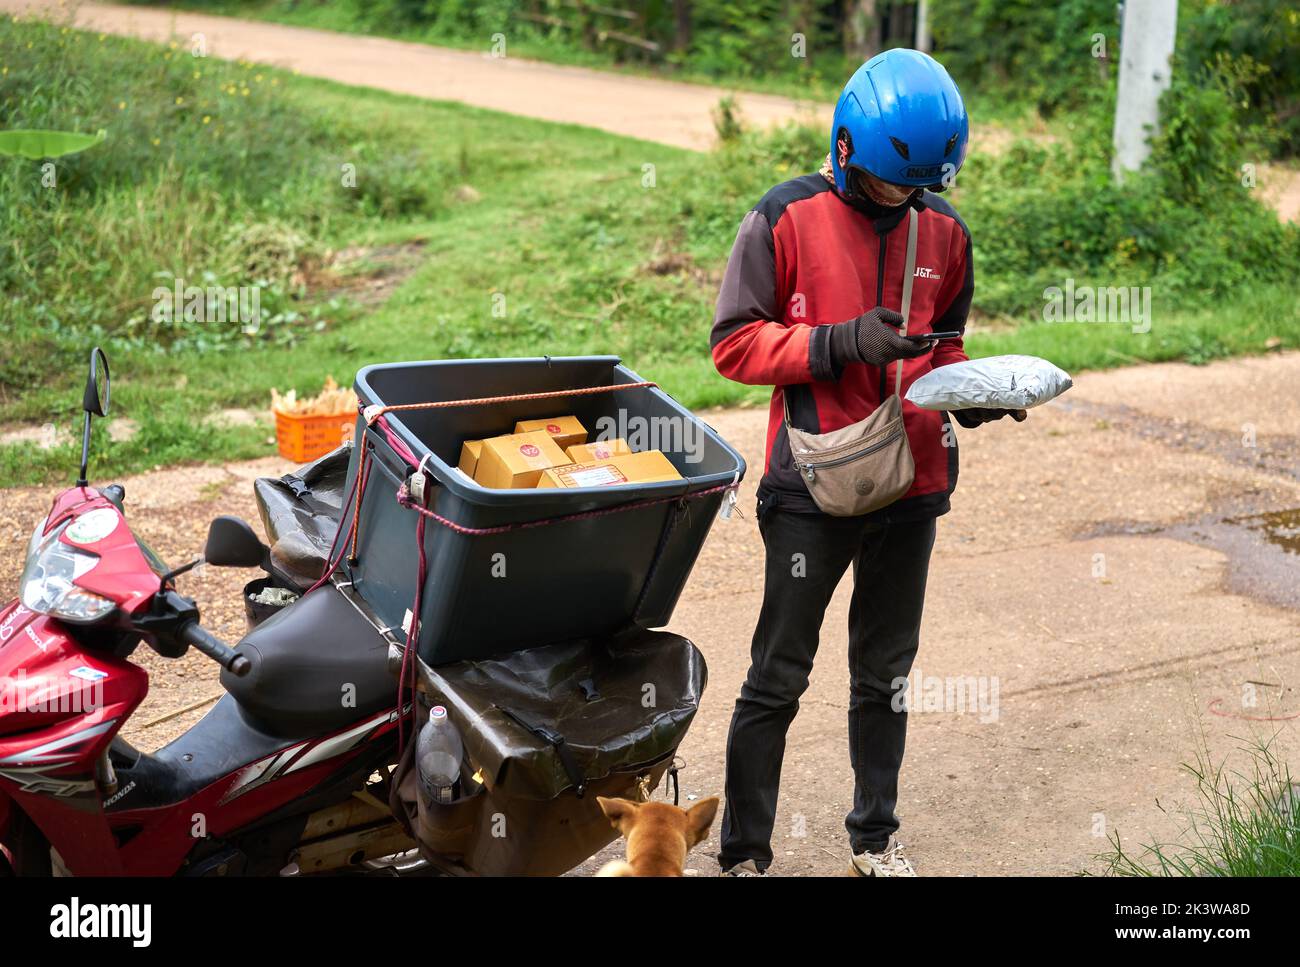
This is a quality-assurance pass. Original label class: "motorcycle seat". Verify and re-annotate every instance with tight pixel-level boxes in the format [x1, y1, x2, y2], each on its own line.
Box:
[221, 583, 396, 738]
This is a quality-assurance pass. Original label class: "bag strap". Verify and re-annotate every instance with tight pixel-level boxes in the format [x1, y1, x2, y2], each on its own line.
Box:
[783, 205, 921, 425]
[894, 206, 919, 398]
[496, 705, 587, 798]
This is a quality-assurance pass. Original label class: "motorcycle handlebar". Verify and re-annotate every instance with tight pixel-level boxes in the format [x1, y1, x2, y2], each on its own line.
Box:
[179, 621, 251, 677]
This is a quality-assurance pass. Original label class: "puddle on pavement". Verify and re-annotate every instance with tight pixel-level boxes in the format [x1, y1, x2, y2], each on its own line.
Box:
[1163, 508, 1300, 611]
[1226, 508, 1300, 555]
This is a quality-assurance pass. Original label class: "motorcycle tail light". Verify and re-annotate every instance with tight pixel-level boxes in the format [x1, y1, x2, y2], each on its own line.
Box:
[19, 519, 115, 624]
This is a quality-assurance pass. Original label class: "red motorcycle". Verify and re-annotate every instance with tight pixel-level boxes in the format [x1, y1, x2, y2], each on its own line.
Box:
[0, 350, 417, 876]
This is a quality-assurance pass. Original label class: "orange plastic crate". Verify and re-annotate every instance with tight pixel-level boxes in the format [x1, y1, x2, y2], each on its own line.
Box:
[274, 409, 356, 463]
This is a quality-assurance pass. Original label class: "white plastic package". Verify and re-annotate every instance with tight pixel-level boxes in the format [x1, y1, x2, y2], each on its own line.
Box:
[905, 354, 1073, 411]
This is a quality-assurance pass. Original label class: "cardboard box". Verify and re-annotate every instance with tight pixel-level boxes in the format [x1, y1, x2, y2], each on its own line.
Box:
[474, 431, 572, 489]
[565, 437, 632, 464]
[537, 450, 681, 489]
[513, 415, 587, 451]
[458, 439, 483, 478]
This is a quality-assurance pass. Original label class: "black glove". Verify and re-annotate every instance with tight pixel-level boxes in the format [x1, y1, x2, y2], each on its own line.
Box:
[953, 407, 1028, 429]
[828, 307, 934, 370]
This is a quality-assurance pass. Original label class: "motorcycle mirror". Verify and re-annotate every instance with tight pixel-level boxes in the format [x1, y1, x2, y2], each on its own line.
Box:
[83, 346, 111, 418]
[204, 516, 269, 569]
[77, 347, 111, 487]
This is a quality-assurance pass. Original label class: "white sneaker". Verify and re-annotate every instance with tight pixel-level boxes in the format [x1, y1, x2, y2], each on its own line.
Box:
[849, 837, 916, 877]
[721, 859, 763, 877]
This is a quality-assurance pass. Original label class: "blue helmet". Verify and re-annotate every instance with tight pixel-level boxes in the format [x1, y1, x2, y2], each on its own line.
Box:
[830, 49, 969, 195]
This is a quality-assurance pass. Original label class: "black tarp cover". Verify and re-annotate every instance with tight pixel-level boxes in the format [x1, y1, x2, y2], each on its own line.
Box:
[254, 445, 349, 589]
[422, 629, 705, 801]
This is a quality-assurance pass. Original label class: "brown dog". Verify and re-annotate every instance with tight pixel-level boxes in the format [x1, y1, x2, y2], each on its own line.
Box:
[595, 796, 719, 877]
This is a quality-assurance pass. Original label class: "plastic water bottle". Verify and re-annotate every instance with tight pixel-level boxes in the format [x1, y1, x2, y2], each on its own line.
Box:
[416, 705, 463, 805]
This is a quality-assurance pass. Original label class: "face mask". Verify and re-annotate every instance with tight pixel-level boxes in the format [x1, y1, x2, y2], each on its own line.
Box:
[854, 169, 915, 207]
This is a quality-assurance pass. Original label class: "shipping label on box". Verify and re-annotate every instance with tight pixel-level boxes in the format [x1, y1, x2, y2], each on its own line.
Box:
[537, 449, 681, 488]
[565, 437, 632, 464]
[474, 431, 572, 489]
[513, 415, 587, 451]
[560, 464, 629, 488]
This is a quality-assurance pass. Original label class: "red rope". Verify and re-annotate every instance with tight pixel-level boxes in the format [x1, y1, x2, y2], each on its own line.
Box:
[305, 447, 367, 595]
[395, 480, 732, 536]
[386, 478, 732, 725]
[397, 498, 429, 757]
[363, 381, 657, 425]
[1208, 697, 1300, 722]
[372, 415, 419, 468]
[346, 446, 373, 563]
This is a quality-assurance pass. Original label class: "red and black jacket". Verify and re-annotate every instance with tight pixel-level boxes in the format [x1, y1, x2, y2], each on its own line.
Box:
[710, 173, 973, 519]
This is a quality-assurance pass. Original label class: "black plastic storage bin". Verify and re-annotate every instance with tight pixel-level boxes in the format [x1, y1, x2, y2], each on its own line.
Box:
[341, 356, 745, 666]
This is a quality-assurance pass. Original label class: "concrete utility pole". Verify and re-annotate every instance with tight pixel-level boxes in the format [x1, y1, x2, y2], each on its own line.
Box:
[915, 0, 932, 53]
[1112, 0, 1179, 183]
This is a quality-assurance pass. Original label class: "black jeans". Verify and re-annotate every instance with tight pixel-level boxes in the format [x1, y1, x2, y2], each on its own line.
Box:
[718, 500, 936, 871]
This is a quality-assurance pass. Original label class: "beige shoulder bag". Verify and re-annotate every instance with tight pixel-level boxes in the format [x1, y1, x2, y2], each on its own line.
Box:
[785, 207, 918, 517]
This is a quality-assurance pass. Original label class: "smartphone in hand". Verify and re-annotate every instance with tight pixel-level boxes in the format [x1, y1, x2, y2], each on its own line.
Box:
[906, 331, 962, 342]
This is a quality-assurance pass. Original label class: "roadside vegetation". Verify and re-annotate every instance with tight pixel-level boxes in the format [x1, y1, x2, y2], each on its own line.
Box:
[1099, 737, 1299, 877]
[1, 15, 723, 482]
[2, 11, 1298, 485]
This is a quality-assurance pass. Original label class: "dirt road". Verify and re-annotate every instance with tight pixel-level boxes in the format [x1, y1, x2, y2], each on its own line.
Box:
[2, 0, 826, 151]
[3, 353, 1298, 876]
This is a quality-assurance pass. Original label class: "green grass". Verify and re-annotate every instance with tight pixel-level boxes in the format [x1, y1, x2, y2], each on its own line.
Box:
[975, 286, 1300, 371]
[2, 15, 1298, 487]
[1099, 736, 1300, 877]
